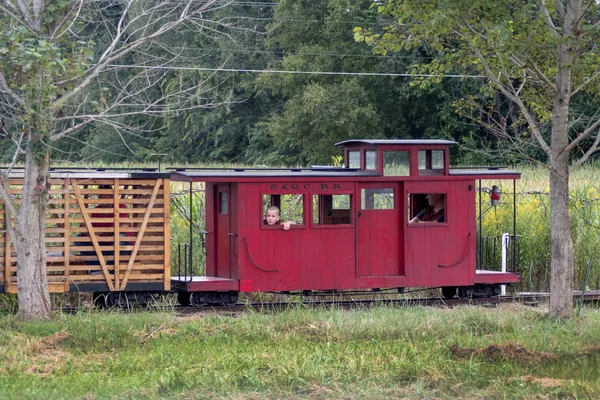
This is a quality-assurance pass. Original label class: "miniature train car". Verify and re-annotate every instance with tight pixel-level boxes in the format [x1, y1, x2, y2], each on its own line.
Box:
[170, 139, 520, 304]
[0, 172, 171, 306]
[0, 139, 520, 306]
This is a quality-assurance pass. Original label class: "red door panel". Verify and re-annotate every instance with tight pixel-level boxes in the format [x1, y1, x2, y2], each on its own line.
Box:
[356, 183, 403, 277]
[216, 184, 231, 278]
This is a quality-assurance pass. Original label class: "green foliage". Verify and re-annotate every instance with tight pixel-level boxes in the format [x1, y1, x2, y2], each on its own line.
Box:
[355, 0, 600, 161]
[169, 183, 206, 276]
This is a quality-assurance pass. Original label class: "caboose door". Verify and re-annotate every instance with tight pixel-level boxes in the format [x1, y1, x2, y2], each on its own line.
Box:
[215, 184, 232, 278]
[356, 183, 403, 276]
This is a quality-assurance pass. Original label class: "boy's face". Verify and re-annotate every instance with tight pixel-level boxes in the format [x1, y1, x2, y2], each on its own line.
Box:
[265, 209, 280, 225]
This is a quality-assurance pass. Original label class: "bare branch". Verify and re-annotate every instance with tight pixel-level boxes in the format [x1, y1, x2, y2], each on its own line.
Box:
[15, 0, 38, 30]
[0, 70, 27, 110]
[565, 115, 600, 153]
[523, 57, 558, 94]
[539, 0, 560, 39]
[572, 71, 600, 96]
[570, 129, 600, 170]
[554, 0, 566, 19]
[475, 50, 552, 156]
[51, 0, 85, 40]
[51, 0, 223, 111]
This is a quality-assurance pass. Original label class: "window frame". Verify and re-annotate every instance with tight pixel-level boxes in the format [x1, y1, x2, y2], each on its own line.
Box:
[310, 192, 355, 229]
[360, 187, 396, 210]
[383, 150, 411, 177]
[347, 150, 361, 169]
[407, 192, 448, 226]
[418, 149, 445, 176]
[260, 193, 307, 230]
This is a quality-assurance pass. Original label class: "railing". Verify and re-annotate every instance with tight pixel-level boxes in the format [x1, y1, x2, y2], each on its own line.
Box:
[476, 233, 520, 273]
[177, 243, 192, 282]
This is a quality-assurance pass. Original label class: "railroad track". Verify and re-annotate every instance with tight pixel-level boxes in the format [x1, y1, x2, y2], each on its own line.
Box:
[174, 290, 600, 315]
[55, 291, 600, 314]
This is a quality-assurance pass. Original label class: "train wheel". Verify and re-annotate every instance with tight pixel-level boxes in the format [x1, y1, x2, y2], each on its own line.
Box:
[441, 286, 457, 299]
[457, 286, 473, 299]
[93, 292, 106, 308]
[191, 292, 206, 307]
[177, 291, 192, 307]
[105, 292, 130, 309]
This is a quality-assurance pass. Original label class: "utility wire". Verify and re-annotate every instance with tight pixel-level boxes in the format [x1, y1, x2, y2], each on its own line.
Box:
[107, 64, 484, 78]
[149, 47, 435, 60]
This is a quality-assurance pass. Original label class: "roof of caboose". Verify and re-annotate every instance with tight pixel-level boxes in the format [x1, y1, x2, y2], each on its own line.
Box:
[3, 169, 170, 179]
[171, 168, 379, 182]
[449, 167, 520, 179]
[335, 139, 457, 146]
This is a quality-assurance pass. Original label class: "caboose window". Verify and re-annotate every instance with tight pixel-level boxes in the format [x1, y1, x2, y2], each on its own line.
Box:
[383, 151, 410, 176]
[262, 194, 304, 227]
[312, 194, 352, 225]
[365, 150, 377, 170]
[361, 188, 394, 210]
[408, 193, 446, 224]
[219, 192, 228, 214]
[348, 151, 360, 169]
[418, 150, 444, 175]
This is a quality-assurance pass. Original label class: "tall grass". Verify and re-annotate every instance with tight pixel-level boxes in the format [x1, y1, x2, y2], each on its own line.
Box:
[480, 163, 600, 291]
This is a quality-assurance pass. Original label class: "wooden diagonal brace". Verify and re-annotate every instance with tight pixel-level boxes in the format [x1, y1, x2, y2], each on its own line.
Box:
[120, 179, 162, 290]
[72, 180, 115, 291]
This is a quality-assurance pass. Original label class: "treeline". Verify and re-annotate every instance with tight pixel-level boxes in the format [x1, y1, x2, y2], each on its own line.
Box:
[2, 0, 502, 167]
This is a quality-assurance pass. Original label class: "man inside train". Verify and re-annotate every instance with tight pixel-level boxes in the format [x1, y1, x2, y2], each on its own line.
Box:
[409, 193, 445, 223]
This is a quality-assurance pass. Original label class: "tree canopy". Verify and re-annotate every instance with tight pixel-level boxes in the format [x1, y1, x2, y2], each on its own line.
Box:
[355, 0, 600, 317]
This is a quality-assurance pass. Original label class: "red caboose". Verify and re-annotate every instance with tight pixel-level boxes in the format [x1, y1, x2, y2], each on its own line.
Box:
[171, 139, 520, 304]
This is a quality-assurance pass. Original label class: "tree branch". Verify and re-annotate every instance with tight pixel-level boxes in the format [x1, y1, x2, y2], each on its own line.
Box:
[15, 0, 38, 31]
[572, 71, 600, 96]
[565, 115, 600, 153]
[570, 129, 600, 170]
[475, 50, 552, 156]
[51, 0, 221, 111]
[539, 0, 560, 39]
[0, 70, 27, 110]
[50, 0, 85, 40]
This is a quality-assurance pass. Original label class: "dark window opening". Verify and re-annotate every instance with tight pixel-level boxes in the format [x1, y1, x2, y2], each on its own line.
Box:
[418, 150, 444, 176]
[408, 193, 446, 224]
[312, 194, 352, 225]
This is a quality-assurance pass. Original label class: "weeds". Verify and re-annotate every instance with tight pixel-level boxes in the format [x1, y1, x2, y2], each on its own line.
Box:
[0, 305, 598, 399]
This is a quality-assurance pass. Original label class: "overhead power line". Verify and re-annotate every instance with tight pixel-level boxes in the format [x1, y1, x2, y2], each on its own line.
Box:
[107, 64, 484, 79]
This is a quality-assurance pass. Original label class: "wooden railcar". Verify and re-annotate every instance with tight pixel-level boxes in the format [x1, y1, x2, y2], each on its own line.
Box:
[0, 172, 171, 300]
[171, 139, 520, 304]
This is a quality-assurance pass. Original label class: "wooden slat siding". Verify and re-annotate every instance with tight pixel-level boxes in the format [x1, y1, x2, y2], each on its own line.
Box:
[120, 179, 161, 290]
[114, 179, 120, 290]
[1, 198, 6, 290]
[3, 177, 170, 293]
[3, 205, 11, 292]
[72, 180, 115, 291]
[64, 180, 70, 282]
[163, 179, 171, 291]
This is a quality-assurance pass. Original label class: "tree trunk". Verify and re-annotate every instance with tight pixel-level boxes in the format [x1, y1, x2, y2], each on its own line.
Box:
[14, 137, 52, 320]
[548, 154, 573, 317]
[548, 0, 580, 318]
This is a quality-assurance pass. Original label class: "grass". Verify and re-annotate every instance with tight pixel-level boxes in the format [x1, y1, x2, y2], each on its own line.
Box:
[0, 305, 599, 399]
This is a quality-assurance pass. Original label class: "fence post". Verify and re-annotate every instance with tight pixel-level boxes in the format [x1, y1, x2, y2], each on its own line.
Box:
[501, 232, 510, 296]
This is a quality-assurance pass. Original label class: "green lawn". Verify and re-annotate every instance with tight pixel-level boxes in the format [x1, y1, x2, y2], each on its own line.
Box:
[0, 304, 598, 399]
